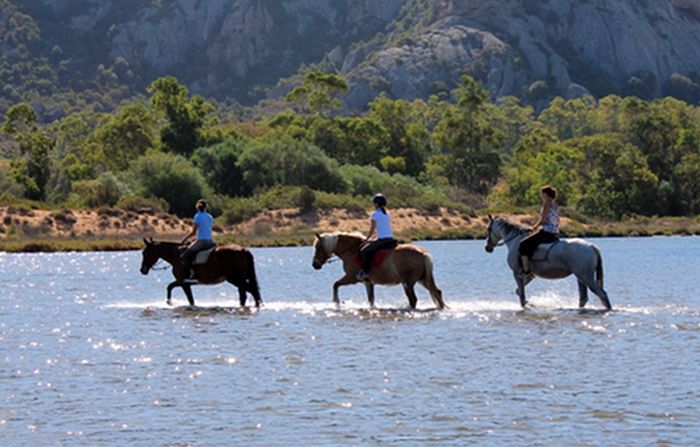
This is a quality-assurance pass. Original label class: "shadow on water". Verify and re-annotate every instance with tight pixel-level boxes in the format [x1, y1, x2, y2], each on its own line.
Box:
[326, 306, 443, 321]
[141, 305, 261, 318]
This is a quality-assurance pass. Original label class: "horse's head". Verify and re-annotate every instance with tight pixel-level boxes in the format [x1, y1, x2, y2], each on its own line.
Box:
[312, 233, 337, 270]
[140, 237, 158, 275]
[484, 214, 500, 253]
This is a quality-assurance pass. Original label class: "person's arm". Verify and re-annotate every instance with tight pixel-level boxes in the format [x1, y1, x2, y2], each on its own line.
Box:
[181, 223, 198, 244]
[534, 201, 550, 229]
[364, 219, 376, 241]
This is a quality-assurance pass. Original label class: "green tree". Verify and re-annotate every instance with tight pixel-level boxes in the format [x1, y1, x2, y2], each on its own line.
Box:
[237, 137, 345, 193]
[3, 103, 53, 200]
[148, 76, 215, 156]
[2, 102, 37, 134]
[127, 151, 213, 217]
[192, 138, 245, 197]
[367, 94, 430, 176]
[311, 116, 388, 166]
[93, 103, 155, 171]
[567, 134, 664, 218]
[433, 76, 502, 194]
[285, 71, 349, 116]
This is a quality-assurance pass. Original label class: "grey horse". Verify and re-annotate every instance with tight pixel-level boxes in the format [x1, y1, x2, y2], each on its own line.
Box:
[484, 215, 612, 311]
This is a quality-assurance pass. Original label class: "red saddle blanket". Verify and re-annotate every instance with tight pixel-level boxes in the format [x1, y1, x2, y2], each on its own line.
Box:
[352, 249, 391, 269]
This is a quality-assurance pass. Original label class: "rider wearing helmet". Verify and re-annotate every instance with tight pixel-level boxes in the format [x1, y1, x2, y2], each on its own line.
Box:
[357, 193, 398, 281]
[181, 199, 215, 279]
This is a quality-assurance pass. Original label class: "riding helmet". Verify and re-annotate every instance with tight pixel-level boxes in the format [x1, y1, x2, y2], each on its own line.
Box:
[372, 193, 387, 207]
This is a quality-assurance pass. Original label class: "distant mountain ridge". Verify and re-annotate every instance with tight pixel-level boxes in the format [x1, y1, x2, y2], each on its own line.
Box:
[3, 0, 700, 118]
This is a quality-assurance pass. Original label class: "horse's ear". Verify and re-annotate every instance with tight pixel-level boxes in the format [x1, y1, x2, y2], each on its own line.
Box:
[143, 237, 150, 246]
[315, 232, 321, 239]
[488, 214, 493, 221]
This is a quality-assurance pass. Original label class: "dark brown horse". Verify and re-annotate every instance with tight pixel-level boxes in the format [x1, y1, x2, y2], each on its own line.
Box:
[140, 238, 262, 307]
[312, 232, 446, 309]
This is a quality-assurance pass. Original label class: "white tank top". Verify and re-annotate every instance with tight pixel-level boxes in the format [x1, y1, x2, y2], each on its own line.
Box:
[542, 204, 560, 234]
[372, 209, 393, 239]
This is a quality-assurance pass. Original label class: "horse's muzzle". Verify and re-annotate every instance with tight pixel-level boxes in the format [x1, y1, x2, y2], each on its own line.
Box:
[140, 266, 149, 275]
[312, 262, 322, 270]
[485, 245, 494, 253]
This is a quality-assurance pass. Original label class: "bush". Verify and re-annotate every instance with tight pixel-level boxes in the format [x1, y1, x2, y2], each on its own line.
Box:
[298, 186, 316, 213]
[192, 139, 245, 196]
[238, 137, 346, 193]
[115, 195, 169, 213]
[71, 172, 124, 207]
[222, 197, 261, 224]
[126, 151, 213, 217]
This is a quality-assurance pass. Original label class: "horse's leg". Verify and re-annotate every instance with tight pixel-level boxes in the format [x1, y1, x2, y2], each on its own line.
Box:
[333, 275, 357, 305]
[166, 281, 180, 306]
[419, 279, 445, 309]
[513, 272, 528, 308]
[513, 275, 534, 297]
[365, 282, 375, 308]
[402, 282, 418, 309]
[577, 279, 589, 308]
[182, 283, 195, 306]
[579, 274, 612, 311]
[238, 283, 247, 307]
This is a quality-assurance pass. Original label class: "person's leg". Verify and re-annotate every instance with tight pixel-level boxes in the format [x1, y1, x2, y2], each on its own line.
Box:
[519, 231, 542, 274]
[359, 240, 381, 279]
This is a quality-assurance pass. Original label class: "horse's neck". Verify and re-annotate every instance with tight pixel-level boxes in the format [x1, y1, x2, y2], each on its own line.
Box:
[157, 244, 182, 265]
[335, 235, 361, 259]
[499, 224, 526, 251]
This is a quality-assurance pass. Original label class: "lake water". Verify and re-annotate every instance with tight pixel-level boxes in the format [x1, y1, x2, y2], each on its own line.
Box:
[1, 237, 699, 446]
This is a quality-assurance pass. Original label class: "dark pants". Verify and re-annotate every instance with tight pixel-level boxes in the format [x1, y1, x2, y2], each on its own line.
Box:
[181, 239, 215, 269]
[518, 229, 558, 259]
[360, 238, 397, 272]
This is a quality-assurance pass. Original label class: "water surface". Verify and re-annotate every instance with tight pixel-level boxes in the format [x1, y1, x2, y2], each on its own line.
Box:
[1, 237, 699, 445]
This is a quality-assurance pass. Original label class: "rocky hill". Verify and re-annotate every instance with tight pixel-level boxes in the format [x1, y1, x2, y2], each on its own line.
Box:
[3, 0, 700, 117]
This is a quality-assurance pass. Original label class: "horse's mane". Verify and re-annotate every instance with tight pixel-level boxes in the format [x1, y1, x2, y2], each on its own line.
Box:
[320, 231, 364, 240]
[316, 231, 364, 254]
[495, 216, 531, 234]
[153, 240, 184, 248]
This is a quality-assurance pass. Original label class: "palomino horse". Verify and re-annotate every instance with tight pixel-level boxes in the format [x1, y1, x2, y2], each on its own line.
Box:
[140, 238, 262, 307]
[312, 232, 446, 309]
[484, 215, 612, 310]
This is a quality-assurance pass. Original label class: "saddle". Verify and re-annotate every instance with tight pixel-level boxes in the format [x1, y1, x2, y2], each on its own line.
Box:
[352, 249, 392, 269]
[193, 246, 216, 265]
[531, 241, 560, 262]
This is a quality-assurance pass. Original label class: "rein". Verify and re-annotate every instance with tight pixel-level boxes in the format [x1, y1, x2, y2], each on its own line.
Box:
[327, 242, 359, 263]
[150, 260, 171, 271]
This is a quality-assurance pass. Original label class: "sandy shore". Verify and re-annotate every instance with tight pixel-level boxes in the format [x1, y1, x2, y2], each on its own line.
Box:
[1, 205, 698, 252]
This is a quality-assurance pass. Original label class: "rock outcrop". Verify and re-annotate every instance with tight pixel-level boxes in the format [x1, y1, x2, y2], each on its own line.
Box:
[6, 0, 700, 110]
[342, 0, 700, 108]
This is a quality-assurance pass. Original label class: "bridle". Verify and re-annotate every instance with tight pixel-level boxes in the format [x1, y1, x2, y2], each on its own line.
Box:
[486, 221, 520, 250]
[314, 237, 361, 265]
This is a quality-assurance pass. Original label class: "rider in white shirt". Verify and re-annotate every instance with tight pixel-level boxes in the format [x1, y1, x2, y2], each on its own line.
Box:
[357, 194, 398, 281]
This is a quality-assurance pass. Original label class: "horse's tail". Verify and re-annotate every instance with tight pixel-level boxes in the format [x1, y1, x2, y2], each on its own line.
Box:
[422, 253, 447, 309]
[593, 245, 604, 289]
[246, 250, 262, 304]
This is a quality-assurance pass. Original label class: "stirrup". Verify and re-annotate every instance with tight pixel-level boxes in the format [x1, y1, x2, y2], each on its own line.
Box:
[356, 270, 370, 281]
[520, 269, 532, 278]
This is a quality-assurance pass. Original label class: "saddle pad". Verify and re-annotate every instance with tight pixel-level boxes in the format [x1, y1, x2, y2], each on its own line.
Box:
[193, 247, 216, 265]
[531, 242, 558, 262]
[352, 249, 391, 269]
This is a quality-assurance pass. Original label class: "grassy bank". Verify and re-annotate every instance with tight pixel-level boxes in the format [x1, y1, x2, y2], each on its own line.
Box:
[1, 214, 698, 253]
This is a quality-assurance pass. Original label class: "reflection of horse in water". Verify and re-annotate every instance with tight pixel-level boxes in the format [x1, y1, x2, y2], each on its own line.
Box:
[140, 238, 262, 307]
[484, 215, 612, 310]
[312, 232, 446, 309]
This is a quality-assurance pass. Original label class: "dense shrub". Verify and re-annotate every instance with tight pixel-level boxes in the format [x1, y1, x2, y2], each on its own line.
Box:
[126, 151, 213, 217]
[71, 172, 124, 207]
[238, 137, 346, 193]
